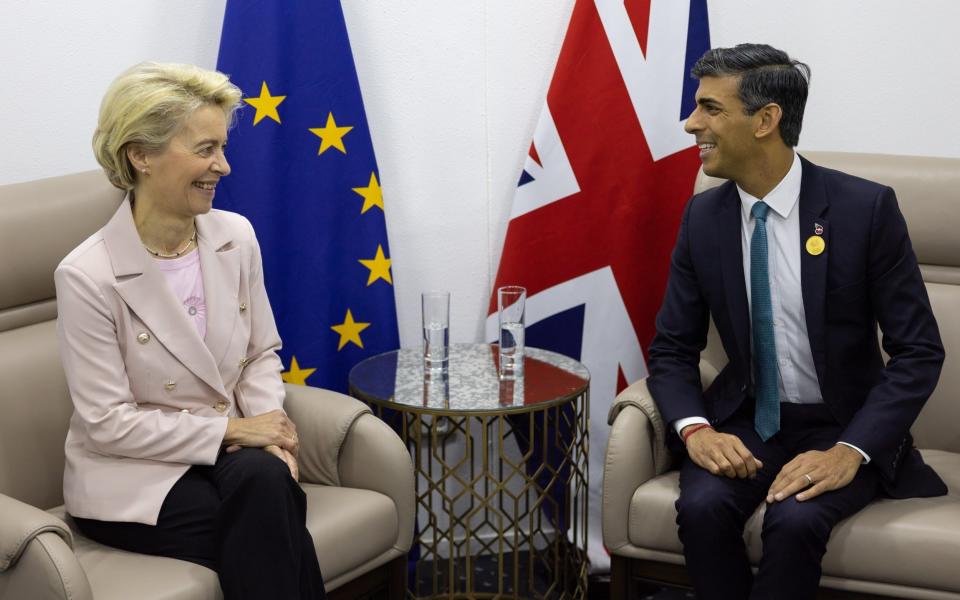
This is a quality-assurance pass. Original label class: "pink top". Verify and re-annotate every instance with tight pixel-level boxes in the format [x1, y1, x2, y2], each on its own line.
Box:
[154, 249, 207, 339]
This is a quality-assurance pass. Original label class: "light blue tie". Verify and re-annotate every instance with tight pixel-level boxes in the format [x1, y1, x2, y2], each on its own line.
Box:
[751, 201, 780, 441]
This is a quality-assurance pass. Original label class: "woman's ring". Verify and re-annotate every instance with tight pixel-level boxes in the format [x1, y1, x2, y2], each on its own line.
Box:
[803, 473, 814, 486]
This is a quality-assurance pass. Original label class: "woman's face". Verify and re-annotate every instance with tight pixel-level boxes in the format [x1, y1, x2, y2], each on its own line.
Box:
[140, 104, 230, 218]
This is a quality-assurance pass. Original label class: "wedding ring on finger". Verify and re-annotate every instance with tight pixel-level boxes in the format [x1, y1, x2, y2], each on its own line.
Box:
[803, 473, 814, 487]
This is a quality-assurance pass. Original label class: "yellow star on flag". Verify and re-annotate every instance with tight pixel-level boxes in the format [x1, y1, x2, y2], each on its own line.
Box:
[244, 82, 286, 125]
[352, 172, 383, 214]
[309, 112, 353, 155]
[331, 309, 371, 350]
[281, 356, 316, 386]
[358, 244, 393, 286]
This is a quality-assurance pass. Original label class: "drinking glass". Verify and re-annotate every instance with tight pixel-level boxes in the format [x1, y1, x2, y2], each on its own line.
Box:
[497, 286, 526, 379]
[422, 291, 450, 373]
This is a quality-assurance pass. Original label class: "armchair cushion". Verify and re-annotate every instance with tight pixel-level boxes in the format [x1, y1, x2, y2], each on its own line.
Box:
[50, 508, 221, 600]
[45, 484, 400, 600]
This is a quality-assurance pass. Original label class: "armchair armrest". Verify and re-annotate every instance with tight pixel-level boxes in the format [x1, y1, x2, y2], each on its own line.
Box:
[0, 494, 92, 600]
[602, 358, 721, 553]
[606, 378, 669, 475]
[0, 493, 73, 571]
[282, 383, 371, 487]
[603, 380, 660, 553]
[338, 414, 416, 554]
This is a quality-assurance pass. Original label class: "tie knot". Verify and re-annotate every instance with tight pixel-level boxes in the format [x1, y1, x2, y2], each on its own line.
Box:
[752, 201, 771, 222]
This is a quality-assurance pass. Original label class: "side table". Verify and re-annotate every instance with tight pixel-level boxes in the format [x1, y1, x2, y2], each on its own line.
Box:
[348, 343, 590, 599]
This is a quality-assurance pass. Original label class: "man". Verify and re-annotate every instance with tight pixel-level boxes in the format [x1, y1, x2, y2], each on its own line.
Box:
[647, 43, 946, 600]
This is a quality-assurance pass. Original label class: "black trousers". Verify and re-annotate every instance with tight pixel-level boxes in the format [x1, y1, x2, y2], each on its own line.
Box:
[675, 403, 880, 600]
[74, 448, 325, 600]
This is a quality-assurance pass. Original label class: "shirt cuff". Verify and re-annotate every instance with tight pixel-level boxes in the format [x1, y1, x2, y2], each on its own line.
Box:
[673, 416, 710, 437]
[836, 441, 871, 464]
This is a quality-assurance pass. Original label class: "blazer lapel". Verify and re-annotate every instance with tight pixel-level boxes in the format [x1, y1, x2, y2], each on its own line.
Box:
[716, 182, 751, 369]
[797, 156, 829, 388]
[104, 200, 228, 399]
[196, 212, 240, 371]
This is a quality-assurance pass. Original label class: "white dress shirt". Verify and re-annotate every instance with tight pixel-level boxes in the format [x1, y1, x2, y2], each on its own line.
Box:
[674, 153, 869, 462]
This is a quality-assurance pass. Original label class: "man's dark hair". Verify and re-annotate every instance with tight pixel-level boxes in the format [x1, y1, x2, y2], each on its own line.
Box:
[691, 44, 811, 147]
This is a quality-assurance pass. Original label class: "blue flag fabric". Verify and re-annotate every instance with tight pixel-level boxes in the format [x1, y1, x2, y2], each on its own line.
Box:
[214, 0, 399, 392]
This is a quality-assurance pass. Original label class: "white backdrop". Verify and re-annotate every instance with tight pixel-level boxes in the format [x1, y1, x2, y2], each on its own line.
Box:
[3, 0, 959, 348]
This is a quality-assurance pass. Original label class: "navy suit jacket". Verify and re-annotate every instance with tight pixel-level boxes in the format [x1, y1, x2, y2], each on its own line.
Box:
[647, 155, 946, 498]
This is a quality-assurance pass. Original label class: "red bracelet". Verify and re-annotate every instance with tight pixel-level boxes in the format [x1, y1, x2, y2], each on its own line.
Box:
[682, 423, 713, 444]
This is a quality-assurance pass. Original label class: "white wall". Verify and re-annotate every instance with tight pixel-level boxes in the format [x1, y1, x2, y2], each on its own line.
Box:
[3, 0, 959, 347]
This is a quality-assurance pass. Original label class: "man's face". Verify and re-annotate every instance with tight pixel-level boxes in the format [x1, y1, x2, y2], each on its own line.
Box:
[684, 75, 760, 182]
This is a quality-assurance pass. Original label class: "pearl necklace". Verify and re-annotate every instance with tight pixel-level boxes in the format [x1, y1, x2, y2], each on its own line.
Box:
[143, 230, 197, 258]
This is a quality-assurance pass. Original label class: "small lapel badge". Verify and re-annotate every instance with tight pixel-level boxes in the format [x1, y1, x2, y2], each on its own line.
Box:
[806, 235, 826, 256]
[814, 223, 824, 235]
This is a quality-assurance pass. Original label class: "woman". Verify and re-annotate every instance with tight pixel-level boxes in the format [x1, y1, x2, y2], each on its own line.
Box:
[54, 62, 325, 599]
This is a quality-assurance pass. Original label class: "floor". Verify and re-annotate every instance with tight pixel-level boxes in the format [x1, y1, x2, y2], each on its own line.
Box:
[413, 554, 696, 599]
[587, 574, 694, 600]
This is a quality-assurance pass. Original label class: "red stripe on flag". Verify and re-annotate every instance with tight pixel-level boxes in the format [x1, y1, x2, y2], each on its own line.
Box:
[624, 0, 652, 57]
[529, 141, 542, 167]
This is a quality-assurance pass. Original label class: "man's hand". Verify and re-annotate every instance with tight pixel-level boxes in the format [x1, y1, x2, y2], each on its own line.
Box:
[684, 426, 763, 479]
[766, 444, 862, 503]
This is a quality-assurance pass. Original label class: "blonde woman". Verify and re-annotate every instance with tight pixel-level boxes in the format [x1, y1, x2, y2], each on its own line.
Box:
[55, 63, 325, 599]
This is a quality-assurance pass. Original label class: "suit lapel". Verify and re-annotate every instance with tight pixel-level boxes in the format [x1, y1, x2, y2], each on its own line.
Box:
[797, 156, 829, 388]
[196, 212, 240, 371]
[103, 199, 228, 399]
[716, 182, 751, 368]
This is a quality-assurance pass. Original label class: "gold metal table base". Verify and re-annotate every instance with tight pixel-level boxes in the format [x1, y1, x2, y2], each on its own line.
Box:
[370, 396, 589, 600]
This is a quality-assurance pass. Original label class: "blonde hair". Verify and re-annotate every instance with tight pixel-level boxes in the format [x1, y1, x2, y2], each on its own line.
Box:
[93, 62, 243, 190]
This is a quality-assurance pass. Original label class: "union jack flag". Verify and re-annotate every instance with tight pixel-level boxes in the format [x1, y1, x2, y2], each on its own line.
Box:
[486, 0, 710, 569]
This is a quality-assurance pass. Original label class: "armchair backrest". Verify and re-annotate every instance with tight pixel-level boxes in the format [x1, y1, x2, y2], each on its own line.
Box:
[694, 151, 960, 453]
[0, 171, 122, 508]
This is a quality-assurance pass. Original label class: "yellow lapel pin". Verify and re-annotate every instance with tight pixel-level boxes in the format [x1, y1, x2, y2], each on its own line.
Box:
[806, 235, 825, 256]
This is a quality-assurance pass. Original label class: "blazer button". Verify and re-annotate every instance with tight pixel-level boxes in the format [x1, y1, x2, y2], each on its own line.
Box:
[239, 302, 247, 313]
[137, 332, 151, 344]
[239, 357, 249, 367]
[214, 400, 228, 413]
[164, 381, 176, 391]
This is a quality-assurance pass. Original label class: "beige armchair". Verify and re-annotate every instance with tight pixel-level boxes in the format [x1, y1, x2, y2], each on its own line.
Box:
[0, 171, 415, 600]
[602, 152, 960, 599]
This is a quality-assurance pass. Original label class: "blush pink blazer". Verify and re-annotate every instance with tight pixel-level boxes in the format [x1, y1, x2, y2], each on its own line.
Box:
[55, 199, 285, 524]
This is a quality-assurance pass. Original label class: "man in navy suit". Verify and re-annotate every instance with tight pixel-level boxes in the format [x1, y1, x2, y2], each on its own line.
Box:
[647, 44, 946, 600]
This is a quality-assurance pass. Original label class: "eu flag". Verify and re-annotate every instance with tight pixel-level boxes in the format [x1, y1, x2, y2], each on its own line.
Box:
[215, 1, 398, 392]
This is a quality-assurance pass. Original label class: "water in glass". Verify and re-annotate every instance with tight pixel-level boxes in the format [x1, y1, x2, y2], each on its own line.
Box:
[423, 321, 449, 372]
[499, 321, 524, 377]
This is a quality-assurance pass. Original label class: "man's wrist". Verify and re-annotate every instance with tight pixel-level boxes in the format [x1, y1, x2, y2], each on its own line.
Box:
[833, 442, 866, 464]
[673, 416, 710, 437]
[682, 423, 713, 444]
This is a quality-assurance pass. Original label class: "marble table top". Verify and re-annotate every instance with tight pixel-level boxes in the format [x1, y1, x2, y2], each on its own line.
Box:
[348, 343, 590, 414]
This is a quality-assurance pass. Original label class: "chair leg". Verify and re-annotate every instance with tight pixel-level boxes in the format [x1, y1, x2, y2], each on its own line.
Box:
[387, 556, 407, 600]
[610, 554, 633, 600]
[327, 555, 408, 600]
